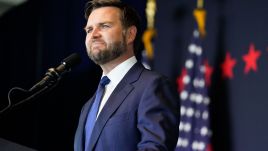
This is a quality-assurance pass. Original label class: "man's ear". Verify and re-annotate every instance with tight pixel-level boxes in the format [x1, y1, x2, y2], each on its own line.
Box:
[126, 26, 137, 44]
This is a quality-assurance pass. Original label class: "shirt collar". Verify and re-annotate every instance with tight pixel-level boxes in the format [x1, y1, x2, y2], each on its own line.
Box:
[102, 56, 137, 86]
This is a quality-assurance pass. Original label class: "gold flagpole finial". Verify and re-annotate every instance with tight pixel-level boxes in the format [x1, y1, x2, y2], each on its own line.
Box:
[143, 0, 157, 59]
[194, 0, 206, 37]
[145, 0, 157, 29]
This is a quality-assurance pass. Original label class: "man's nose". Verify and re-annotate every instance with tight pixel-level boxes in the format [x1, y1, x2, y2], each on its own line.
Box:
[91, 27, 101, 38]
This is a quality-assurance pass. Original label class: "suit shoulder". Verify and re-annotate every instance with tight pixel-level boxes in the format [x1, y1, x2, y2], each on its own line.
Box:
[141, 68, 169, 82]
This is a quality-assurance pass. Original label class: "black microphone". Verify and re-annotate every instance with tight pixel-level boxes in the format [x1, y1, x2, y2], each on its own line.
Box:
[0, 53, 81, 114]
[29, 53, 81, 92]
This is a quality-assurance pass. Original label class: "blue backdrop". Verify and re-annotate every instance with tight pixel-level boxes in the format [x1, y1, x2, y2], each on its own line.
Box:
[0, 0, 268, 151]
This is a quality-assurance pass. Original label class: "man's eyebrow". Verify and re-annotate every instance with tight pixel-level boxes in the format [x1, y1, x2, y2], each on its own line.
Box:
[84, 22, 113, 30]
[84, 26, 91, 31]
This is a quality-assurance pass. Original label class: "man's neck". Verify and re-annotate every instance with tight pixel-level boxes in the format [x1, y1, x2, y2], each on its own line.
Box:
[100, 54, 135, 75]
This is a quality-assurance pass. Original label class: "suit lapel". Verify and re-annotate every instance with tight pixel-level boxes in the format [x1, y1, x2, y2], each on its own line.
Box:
[88, 63, 145, 150]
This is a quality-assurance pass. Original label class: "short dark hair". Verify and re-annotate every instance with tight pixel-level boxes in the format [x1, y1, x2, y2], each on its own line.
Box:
[84, 0, 141, 53]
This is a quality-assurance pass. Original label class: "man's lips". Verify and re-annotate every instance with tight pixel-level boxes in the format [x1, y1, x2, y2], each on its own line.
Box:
[91, 42, 105, 50]
[91, 40, 105, 46]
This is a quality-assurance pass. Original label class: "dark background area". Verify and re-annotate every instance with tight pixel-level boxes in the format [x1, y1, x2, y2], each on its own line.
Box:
[0, 0, 268, 151]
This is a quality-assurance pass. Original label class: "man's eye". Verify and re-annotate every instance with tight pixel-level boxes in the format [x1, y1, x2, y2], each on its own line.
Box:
[85, 28, 92, 34]
[86, 29, 92, 33]
[101, 24, 110, 28]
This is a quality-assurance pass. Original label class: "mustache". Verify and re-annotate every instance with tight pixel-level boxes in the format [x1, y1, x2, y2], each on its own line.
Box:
[91, 39, 105, 43]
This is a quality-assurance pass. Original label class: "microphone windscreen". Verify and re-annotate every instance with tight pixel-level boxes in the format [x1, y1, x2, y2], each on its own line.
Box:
[62, 53, 81, 69]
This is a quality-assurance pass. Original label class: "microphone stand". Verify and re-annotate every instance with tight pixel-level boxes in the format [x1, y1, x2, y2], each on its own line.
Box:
[0, 68, 60, 115]
[0, 53, 81, 115]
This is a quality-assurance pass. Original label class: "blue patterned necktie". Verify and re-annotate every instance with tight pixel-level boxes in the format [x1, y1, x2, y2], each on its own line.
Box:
[84, 76, 110, 151]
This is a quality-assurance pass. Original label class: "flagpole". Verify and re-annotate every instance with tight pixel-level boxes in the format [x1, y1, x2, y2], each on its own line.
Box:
[197, 0, 204, 9]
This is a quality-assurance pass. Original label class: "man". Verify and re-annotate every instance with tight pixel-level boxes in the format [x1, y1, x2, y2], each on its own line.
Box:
[74, 0, 180, 150]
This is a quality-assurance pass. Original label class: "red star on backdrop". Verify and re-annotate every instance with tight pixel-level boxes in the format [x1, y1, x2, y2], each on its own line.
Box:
[204, 60, 213, 86]
[221, 52, 237, 79]
[176, 68, 187, 93]
[242, 43, 261, 74]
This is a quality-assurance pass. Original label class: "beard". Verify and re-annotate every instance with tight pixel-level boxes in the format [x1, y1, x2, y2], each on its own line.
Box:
[87, 35, 127, 65]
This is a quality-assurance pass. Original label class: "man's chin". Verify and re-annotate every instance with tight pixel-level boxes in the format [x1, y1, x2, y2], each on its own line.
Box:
[90, 48, 102, 54]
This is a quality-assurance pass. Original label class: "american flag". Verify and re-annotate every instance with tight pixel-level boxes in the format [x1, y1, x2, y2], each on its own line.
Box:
[175, 26, 212, 151]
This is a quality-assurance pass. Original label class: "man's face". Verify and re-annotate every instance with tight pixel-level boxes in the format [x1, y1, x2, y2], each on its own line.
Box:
[85, 7, 127, 65]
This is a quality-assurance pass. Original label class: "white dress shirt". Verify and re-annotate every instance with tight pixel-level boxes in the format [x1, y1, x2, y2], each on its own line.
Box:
[96, 56, 137, 118]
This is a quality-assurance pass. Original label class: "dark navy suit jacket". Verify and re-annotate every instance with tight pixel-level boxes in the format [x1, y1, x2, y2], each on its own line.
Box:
[74, 63, 180, 151]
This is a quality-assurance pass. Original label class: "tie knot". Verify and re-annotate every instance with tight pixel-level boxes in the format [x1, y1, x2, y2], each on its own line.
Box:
[100, 76, 110, 87]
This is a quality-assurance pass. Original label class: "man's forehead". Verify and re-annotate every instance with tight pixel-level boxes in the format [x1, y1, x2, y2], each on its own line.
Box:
[89, 6, 121, 18]
[87, 7, 121, 25]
